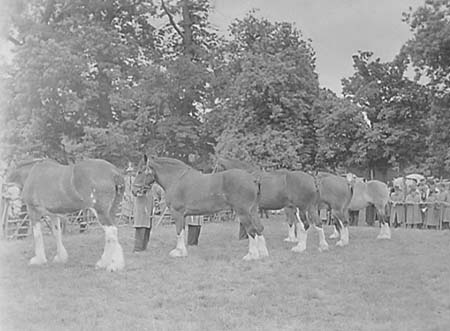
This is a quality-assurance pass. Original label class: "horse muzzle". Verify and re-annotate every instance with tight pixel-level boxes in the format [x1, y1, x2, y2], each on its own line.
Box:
[131, 185, 151, 197]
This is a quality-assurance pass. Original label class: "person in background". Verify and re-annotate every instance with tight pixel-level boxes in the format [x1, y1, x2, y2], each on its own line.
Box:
[133, 189, 153, 252]
[390, 185, 405, 228]
[405, 182, 422, 228]
[418, 179, 430, 202]
[426, 179, 439, 202]
[435, 182, 450, 228]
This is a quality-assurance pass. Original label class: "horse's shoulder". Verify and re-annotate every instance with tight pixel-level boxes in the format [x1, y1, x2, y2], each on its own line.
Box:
[366, 180, 388, 190]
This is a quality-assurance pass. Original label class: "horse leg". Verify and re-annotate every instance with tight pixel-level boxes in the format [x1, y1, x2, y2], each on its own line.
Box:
[376, 205, 391, 240]
[240, 216, 259, 261]
[250, 208, 269, 258]
[239, 210, 268, 260]
[28, 209, 47, 265]
[169, 211, 187, 258]
[95, 211, 124, 272]
[291, 211, 308, 253]
[49, 215, 68, 263]
[330, 216, 343, 240]
[284, 206, 298, 242]
[329, 221, 340, 239]
[310, 208, 329, 252]
[334, 210, 349, 247]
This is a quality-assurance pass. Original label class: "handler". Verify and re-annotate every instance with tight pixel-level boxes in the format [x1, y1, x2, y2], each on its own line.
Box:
[133, 190, 153, 252]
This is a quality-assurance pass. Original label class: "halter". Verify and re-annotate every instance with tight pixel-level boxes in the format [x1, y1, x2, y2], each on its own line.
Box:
[132, 164, 155, 195]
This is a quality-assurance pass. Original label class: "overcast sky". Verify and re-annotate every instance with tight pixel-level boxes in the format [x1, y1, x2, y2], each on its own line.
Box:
[0, 0, 426, 94]
[209, 0, 425, 94]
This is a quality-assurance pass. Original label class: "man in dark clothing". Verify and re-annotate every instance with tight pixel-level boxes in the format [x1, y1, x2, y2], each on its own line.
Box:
[133, 191, 153, 252]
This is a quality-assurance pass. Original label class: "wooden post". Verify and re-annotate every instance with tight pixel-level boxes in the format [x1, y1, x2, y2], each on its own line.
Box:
[0, 198, 9, 239]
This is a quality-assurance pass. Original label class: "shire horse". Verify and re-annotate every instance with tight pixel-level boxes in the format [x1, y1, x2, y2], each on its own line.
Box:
[329, 175, 391, 240]
[5, 159, 125, 271]
[132, 155, 268, 260]
[314, 172, 354, 246]
[216, 157, 330, 252]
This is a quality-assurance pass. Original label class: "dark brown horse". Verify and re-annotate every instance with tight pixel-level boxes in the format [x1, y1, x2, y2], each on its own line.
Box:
[216, 157, 329, 253]
[132, 155, 268, 260]
[5, 159, 125, 271]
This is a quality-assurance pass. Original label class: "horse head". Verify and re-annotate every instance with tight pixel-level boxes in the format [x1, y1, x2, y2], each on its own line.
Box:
[132, 154, 156, 196]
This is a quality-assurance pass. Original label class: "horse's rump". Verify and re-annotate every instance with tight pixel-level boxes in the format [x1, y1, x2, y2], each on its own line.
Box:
[258, 172, 290, 209]
[73, 159, 124, 200]
[285, 171, 318, 209]
[316, 172, 353, 210]
[349, 180, 389, 211]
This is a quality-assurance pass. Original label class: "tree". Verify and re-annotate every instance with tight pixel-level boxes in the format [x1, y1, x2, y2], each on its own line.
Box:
[342, 51, 431, 178]
[313, 88, 369, 171]
[116, 0, 220, 167]
[2, 0, 158, 165]
[403, 0, 450, 176]
[209, 12, 320, 170]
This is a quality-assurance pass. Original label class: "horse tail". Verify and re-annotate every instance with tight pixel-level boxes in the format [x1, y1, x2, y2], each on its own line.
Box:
[345, 179, 355, 210]
[113, 173, 125, 200]
[109, 170, 125, 219]
[254, 174, 262, 205]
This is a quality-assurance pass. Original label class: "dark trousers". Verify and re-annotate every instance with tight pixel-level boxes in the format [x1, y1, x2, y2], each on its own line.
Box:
[187, 224, 202, 246]
[133, 227, 151, 252]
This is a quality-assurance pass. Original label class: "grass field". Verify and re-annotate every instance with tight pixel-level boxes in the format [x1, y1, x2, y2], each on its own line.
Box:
[1, 216, 450, 331]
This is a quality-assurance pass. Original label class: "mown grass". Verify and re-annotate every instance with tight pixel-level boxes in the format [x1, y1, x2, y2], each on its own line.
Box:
[1, 216, 450, 331]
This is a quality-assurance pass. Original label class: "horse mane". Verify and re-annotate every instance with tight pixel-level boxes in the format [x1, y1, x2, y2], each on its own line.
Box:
[218, 157, 260, 172]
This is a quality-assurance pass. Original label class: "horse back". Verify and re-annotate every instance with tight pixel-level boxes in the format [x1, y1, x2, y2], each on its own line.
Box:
[317, 172, 352, 210]
[366, 180, 389, 205]
[167, 168, 258, 214]
[22, 159, 123, 215]
[72, 159, 124, 203]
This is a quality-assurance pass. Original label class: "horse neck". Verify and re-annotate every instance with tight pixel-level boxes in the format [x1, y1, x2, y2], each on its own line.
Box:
[150, 160, 193, 191]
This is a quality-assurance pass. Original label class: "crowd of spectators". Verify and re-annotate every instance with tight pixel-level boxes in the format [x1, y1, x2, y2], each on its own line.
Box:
[389, 177, 450, 229]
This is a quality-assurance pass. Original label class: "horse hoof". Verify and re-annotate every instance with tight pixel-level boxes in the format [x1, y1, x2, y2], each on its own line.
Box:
[169, 248, 187, 258]
[242, 253, 259, 261]
[95, 260, 107, 269]
[106, 261, 125, 272]
[258, 248, 269, 258]
[377, 234, 391, 240]
[53, 254, 68, 263]
[329, 233, 339, 239]
[291, 245, 306, 253]
[336, 240, 348, 247]
[318, 244, 329, 252]
[29, 256, 47, 265]
[284, 237, 298, 242]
